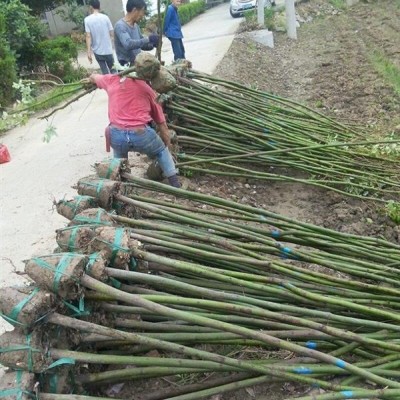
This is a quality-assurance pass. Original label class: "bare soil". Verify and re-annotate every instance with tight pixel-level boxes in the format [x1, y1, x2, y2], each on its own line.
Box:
[199, 0, 400, 244]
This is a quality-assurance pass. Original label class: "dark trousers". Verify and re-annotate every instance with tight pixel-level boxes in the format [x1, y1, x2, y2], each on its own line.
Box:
[94, 53, 116, 74]
[168, 38, 185, 61]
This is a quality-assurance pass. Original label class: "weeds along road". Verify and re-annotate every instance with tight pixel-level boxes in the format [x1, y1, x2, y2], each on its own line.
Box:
[0, 3, 242, 358]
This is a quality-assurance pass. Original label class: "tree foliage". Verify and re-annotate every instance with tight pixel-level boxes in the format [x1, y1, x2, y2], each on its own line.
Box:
[20, 0, 64, 15]
[0, 13, 17, 107]
[0, 0, 46, 69]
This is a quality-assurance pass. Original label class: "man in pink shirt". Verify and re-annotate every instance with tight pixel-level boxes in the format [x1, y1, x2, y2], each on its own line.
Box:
[90, 73, 180, 187]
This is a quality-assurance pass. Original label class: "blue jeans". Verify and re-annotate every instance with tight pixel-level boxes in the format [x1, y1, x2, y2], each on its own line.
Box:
[168, 38, 185, 61]
[110, 126, 177, 178]
[94, 53, 116, 74]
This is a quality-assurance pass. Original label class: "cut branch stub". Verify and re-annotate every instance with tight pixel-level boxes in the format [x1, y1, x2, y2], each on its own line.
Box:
[0, 370, 36, 400]
[69, 208, 116, 227]
[25, 253, 87, 300]
[56, 196, 98, 220]
[95, 158, 129, 181]
[56, 225, 97, 253]
[0, 285, 56, 332]
[77, 177, 120, 210]
[89, 227, 131, 269]
[0, 330, 50, 372]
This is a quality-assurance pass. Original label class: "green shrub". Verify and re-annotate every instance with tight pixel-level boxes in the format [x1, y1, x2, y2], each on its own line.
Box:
[0, 13, 17, 107]
[178, 0, 206, 25]
[0, 0, 46, 70]
[39, 36, 80, 82]
[146, 1, 205, 33]
[56, 0, 86, 32]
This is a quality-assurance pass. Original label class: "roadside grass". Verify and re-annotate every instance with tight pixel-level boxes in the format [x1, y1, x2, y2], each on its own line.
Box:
[370, 50, 400, 96]
[328, 0, 347, 9]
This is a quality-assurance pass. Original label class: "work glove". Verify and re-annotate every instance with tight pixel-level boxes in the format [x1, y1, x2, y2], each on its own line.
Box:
[148, 33, 159, 47]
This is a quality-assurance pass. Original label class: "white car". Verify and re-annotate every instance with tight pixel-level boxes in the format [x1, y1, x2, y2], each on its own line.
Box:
[230, 0, 275, 18]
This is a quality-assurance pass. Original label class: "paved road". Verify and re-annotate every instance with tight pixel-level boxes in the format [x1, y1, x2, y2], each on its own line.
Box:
[0, 3, 242, 356]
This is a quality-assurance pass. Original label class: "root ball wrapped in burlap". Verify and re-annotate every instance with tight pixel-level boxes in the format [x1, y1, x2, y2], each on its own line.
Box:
[0, 285, 55, 331]
[0, 371, 36, 400]
[56, 196, 98, 220]
[25, 253, 87, 300]
[69, 208, 115, 227]
[84, 252, 109, 282]
[56, 225, 97, 253]
[77, 176, 120, 210]
[0, 330, 49, 372]
[40, 369, 74, 394]
[89, 227, 131, 269]
[134, 53, 161, 80]
[95, 158, 130, 181]
[150, 66, 177, 94]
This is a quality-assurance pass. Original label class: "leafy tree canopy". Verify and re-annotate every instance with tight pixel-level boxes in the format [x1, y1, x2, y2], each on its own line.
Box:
[20, 0, 64, 15]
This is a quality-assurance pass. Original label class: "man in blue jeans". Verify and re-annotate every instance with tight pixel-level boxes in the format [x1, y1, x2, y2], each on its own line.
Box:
[163, 0, 185, 61]
[89, 73, 181, 188]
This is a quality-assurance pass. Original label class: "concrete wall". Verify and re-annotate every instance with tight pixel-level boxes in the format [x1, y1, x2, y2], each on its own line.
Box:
[45, 5, 79, 36]
[45, 0, 125, 37]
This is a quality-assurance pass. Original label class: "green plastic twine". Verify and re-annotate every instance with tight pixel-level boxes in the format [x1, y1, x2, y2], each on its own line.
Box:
[74, 209, 111, 226]
[0, 370, 35, 400]
[63, 196, 95, 217]
[85, 253, 100, 275]
[32, 254, 82, 295]
[110, 228, 130, 266]
[1, 288, 39, 328]
[78, 180, 105, 203]
[63, 297, 90, 318]
[106, 158, 121, 179]
[0, 334, 39, 372]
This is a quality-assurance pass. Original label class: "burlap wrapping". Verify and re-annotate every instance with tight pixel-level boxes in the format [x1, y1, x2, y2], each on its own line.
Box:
[0, 330, 49, 372]
[89, 227, 131, 269]
[95, 158, 129, 181]
[56, 225, 97, 253]
[40, 369, 74, 394]
[0, 371, 36, 400]
[84, 252, 109, 282]
[25, 253, 87, 300]
[56, 196, 98, 220]
[134, 53, 161, 80]
[77, 176, 120, 210]
[150, 66, 177, 94]
[166, 59, 192, 79]
[0, 286, 55, 331]
[69, 208, 115, 227]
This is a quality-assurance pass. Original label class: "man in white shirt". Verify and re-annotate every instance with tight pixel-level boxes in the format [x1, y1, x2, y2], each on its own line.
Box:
[84, 0, 115, 74]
